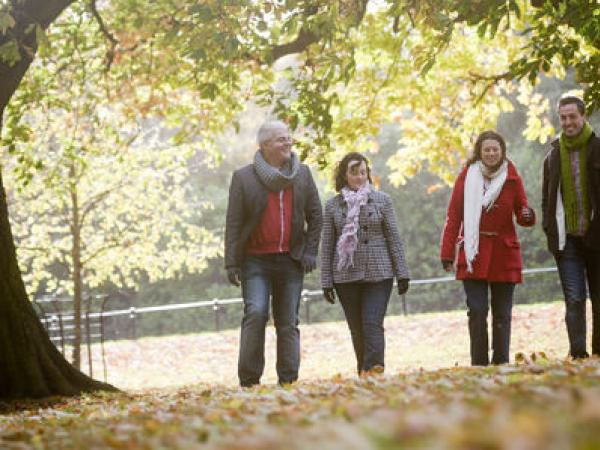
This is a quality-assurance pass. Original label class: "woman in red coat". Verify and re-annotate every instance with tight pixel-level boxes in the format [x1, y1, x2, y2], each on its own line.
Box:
[440, 130, 535, 366]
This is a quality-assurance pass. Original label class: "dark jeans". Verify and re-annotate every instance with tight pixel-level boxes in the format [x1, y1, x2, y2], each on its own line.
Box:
[238, 254, 303, 386]
[335, 279, 393, 374]
[462, 280, 515, 366]
[556, 235, 600, 358]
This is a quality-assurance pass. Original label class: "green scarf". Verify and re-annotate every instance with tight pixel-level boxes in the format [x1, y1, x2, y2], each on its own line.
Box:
[559, 122, 593, 234]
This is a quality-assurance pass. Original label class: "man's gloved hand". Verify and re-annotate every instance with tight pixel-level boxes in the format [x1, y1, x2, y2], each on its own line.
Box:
[441, 259, 454, 272]
[301, 255, 317, 274]
[323, 288, 336, 304]
[227, 267, 241, 287]
[397, 278, 409, 296]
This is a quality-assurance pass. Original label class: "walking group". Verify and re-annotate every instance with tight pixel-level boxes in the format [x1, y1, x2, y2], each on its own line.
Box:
[225, 95, 600, 387]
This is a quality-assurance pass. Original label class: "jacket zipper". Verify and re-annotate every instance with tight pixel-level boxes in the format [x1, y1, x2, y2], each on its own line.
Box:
[279, 190, 284, 252]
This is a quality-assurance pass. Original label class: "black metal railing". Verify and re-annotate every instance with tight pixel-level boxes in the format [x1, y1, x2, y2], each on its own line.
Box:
[34, 267, 559, 382]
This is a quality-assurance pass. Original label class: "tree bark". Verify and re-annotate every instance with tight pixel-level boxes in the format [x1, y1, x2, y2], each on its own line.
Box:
[0, 0, 115, 399]
[0, 169, 114, 398]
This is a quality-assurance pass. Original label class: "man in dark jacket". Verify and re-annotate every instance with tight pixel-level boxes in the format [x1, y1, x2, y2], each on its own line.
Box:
[542, 95, 600, 358]
[225, 120, 322, 387]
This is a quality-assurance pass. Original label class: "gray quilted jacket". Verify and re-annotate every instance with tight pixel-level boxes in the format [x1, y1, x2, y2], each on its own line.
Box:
[321, 189, 409, 288]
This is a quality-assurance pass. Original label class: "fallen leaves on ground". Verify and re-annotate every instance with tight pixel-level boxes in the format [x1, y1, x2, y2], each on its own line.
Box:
[2, 357, 600, 449]
[1, 301, 594, 449]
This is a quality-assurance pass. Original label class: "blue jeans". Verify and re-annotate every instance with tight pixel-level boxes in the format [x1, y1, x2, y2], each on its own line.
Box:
[556, 235, 600, 357]
[463, 280, 515, 366]
[335, 279, 393, 374]
[238, 254, 303, 386]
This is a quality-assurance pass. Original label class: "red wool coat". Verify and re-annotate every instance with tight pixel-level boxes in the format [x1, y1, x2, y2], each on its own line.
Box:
[440, 161, 535, 283]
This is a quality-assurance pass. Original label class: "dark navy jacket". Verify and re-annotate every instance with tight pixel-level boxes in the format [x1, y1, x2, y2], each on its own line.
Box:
[542, 132, 600, 254]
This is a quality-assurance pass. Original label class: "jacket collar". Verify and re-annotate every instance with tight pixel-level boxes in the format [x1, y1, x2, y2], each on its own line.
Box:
[505, 160, 520, 181]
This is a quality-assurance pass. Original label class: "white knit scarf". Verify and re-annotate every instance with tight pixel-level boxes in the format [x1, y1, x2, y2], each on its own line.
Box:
[336, 182, 371, 271]
[463, 160, 508, 272]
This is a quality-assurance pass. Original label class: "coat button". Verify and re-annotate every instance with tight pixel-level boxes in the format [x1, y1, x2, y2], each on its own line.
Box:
[368, 212, 372, 217]
[342, 213, 346, 218]
[363, 239, 368, 244]
[362, 225, 368, 231]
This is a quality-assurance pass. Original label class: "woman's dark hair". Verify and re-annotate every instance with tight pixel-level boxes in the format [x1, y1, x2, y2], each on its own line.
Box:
[466, 130, 507, 167]
[334, 152, 372, 192]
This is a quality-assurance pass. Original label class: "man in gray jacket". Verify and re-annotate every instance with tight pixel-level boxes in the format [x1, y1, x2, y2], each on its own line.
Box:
[225, 120, 322, 387]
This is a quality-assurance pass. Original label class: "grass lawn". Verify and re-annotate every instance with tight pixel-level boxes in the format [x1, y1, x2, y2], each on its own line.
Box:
[89, 300, 572, 390]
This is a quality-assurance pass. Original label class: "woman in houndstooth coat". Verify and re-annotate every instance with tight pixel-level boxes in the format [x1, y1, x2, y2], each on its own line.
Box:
[321, 152, 410, 376]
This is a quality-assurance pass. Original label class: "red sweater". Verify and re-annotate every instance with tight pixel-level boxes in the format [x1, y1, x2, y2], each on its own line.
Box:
[246, 187, 293, 254]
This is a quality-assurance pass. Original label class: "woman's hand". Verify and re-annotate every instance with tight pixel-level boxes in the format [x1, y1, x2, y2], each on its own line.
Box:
[521, 206, 534, 223]
[442, 259, 454, 273]
[323, 288, 336, 304]
[397, 279, 409, 296]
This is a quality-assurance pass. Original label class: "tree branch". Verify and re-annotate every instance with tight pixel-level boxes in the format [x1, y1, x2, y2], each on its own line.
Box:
[15, 246, 52, 254]
[271, 27, 321, 62]
[79, 182, 127, 228]
[0, 0, 75, 124]
[88, 0, 118, 70]
[81, 241, 122, 266]
[466, 70, 512, 105]
[270, 1, 370, 62]
[81, 218, 146, 266]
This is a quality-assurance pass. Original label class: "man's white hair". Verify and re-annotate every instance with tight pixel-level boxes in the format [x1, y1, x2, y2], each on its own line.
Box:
[257, 120, 289, 147]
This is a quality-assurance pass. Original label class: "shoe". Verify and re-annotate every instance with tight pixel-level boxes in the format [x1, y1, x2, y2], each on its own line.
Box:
[571, 352, 589, 360]
[240, 380, 260, 388]
[360, 365, 384, 378]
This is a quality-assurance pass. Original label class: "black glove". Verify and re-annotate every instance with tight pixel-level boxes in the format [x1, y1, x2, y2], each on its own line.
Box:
[323, 288, 336, 304]
[227, 267, 241, 287]
[301, 255, 317, 274]
[441, 259, 454, 272]
[397, 279, 409, 296]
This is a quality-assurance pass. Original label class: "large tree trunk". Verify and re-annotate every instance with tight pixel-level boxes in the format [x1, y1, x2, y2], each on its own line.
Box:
[0, 170, 114, 398]
[0, 0, 115, 399]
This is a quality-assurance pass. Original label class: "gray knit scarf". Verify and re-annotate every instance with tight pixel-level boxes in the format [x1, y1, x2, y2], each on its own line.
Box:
[253, 150, 300, 192]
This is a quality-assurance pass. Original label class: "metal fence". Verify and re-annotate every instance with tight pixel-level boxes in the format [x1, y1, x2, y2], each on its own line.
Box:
[35, 266, 560, 380]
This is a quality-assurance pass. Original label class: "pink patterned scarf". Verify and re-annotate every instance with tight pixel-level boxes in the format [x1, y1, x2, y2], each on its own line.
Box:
[336, 182, 371, 270]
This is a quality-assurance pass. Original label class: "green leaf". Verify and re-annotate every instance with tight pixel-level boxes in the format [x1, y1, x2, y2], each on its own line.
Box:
[0, 11, 15, 34]
[0, 40, 21, 66]
[199, 82, 218, 100]
[420, 57, 436, 75]
[35, 24, 51, 57]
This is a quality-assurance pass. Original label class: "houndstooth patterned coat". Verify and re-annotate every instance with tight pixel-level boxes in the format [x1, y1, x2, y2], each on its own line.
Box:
[321, 189, 409, 288]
